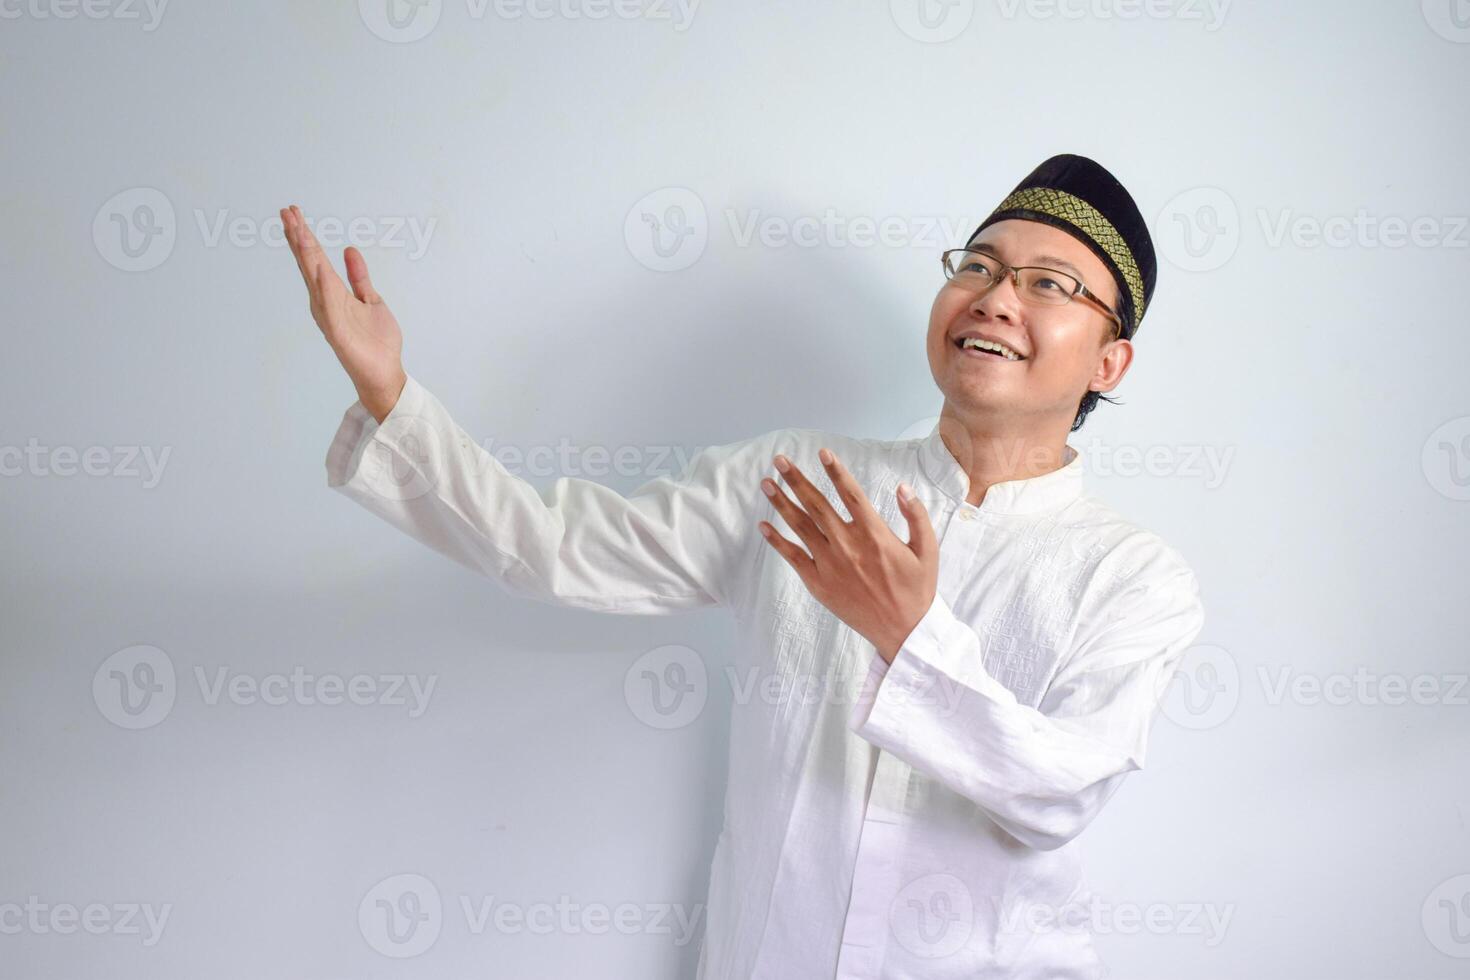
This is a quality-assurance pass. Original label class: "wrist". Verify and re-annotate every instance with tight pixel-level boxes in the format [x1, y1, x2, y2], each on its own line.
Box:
[359, 369, 407, 424]
[873, 626, 908, 665]
[876, 596, 935, 664]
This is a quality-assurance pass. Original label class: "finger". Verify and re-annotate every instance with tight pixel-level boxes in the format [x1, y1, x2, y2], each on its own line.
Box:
[284, 205, 321, 297]
[281, 206, 314, 289]
[818, 448, 881, 527]
[290, 205, 332, 300]
[762, 476, 828, 555]
[898, 483, 937, 560]
[758, 521, 817, 581]
[774, 454, 844, 536]
[344, 246, 381, 305]
[313, 256, 349, 340]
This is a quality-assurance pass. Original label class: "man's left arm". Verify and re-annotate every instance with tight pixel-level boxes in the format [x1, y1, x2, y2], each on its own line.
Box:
[847, 564, 1204, 852]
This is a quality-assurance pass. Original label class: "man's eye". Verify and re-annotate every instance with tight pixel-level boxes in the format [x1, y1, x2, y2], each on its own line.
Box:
[1033, 277, 1066, 292]
[961, 261, 994, 275]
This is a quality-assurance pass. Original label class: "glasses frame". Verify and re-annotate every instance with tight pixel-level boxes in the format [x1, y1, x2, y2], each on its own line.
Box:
[940, 247, 1125, 340]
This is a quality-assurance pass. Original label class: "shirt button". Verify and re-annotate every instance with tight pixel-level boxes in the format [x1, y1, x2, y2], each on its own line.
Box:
[958, 509, 976, 522]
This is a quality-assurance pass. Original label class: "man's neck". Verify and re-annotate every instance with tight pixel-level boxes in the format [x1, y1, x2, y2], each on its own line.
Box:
[937, 408, 1074, 507]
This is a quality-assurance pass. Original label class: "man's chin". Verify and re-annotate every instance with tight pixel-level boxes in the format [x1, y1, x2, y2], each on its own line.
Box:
[939, 376, 1019, 409]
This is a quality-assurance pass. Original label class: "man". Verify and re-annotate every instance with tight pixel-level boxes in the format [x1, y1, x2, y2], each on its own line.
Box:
[282, 153, 1205, 978]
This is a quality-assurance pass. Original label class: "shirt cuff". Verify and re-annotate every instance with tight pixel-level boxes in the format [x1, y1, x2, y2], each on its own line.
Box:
[325, 374, 433, 491]
[847, 590, 1012, 737]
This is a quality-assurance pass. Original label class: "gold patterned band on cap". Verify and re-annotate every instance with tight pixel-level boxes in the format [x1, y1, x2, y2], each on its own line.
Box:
[991, 186, 1147, 326]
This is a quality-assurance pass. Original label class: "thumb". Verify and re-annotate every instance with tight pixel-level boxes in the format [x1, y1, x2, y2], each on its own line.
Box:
[344, 246, 381, 304]
[898, 483, 935, 560]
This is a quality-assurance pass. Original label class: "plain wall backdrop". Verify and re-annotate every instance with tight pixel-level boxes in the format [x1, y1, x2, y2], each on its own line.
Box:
[2, 1, 1468, 977]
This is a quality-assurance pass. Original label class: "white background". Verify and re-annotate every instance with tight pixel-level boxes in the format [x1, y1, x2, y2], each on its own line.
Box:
[2, 1, 1468, 977]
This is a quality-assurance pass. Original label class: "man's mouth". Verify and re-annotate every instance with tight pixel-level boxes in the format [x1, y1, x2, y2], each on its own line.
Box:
[953, 336, 1025, 361]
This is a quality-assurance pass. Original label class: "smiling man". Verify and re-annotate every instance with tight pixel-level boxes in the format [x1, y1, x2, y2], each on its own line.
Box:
[285, 152, 1205, 979]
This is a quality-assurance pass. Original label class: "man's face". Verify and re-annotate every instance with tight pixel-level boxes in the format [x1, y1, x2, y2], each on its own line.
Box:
[926, 218, 1133, 429]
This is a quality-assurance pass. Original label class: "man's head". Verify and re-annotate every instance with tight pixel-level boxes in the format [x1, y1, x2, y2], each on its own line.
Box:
[925, 154, 1157, 434]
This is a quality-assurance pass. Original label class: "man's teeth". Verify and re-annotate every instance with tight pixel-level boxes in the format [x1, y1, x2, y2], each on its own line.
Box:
[961, 337, 1022, 360]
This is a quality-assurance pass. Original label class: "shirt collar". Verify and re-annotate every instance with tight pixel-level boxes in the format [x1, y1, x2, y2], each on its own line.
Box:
[917, 420, 1086, 516]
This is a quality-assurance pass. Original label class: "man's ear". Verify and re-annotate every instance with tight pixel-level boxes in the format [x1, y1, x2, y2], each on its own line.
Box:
[1090, 336, 1134, 395]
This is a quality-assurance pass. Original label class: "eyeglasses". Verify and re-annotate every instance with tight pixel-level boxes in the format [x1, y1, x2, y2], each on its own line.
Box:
[941, 247, 1124, 339]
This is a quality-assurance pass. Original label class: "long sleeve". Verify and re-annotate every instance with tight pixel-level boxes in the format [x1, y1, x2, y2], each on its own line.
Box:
[325, 374, 776, 614]
[847, 554, 1205, 851]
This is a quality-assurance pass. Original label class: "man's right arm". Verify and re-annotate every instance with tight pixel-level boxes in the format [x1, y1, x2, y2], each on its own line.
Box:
[282, 202, 780, 614]
[325, 372, 781, 614]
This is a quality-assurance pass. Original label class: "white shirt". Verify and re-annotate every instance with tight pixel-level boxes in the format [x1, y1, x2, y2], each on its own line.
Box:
[326, 375, 1206, 979]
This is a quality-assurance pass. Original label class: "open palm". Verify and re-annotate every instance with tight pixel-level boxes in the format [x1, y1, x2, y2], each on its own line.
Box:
[282, 205, 407, 422]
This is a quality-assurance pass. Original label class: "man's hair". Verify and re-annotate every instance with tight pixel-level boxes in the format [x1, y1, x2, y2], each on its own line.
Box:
[1071, 386, 1121, 432]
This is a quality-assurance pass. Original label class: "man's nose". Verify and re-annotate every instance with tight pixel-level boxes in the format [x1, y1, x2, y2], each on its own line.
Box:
[970, 271, 1022, 321]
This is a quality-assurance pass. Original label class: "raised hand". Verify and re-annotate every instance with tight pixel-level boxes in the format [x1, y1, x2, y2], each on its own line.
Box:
[758, 449, 939, 663]
[282, 205, 407, 422]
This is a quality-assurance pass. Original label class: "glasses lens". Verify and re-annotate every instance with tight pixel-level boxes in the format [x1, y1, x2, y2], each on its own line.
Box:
[1016, 267, 1081, 307]
[946, 250, 998, 287]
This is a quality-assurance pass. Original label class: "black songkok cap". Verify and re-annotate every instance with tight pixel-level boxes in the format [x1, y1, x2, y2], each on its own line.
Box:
[968, 154, 1156, 340]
